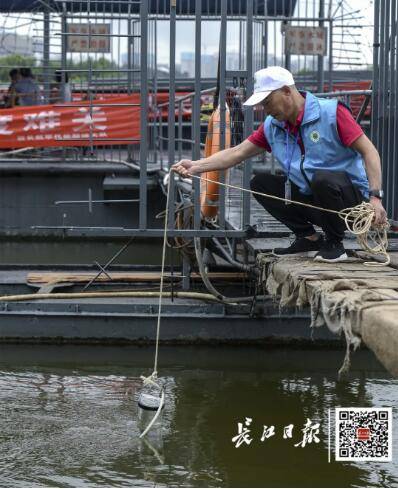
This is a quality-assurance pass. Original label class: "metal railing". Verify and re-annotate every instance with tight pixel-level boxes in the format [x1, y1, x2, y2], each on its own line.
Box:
[0, 0, 377, 237]
[372, 0, 398, 221]
[316, 89, 372, 124]
[152, 83, 252, 238]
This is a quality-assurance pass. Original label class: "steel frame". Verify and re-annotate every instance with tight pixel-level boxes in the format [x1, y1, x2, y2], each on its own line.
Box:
[0, 1, 376, 237]
[372, 0, 398, 220]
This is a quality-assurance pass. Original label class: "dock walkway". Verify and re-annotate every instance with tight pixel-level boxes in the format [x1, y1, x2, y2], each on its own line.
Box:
[257, 252, 398, 377]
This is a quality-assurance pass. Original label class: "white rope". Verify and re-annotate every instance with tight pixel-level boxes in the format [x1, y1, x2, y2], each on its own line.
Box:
[139, 178, 171, 438]
[340, 202, 390, 266]
[190, 173, 391, 266]
[141, 175, 171, 385]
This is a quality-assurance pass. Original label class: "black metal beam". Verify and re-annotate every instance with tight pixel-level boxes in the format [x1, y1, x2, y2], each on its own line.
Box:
[0, 0, 297, 15]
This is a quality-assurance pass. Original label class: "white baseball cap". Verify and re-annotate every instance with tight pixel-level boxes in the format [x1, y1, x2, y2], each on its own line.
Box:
[243, 66, 295, 106]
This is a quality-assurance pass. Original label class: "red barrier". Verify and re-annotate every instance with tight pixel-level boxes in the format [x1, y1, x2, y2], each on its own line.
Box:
[324, 81, 372, 118]
[0, 84, 368, 150]
[0, 91, 215, 149]
[0, 95, 140, 148]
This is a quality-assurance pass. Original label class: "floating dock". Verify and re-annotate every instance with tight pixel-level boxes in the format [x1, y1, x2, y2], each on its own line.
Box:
[0, 264, 342, 345]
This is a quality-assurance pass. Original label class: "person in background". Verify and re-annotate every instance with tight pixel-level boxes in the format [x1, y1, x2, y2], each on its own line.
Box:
[4, 68, 20, 108]
[14, 67, 42, 106]
[51, 70, 72, 103]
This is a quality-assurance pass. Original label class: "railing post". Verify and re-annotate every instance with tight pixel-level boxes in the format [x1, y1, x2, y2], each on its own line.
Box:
[43, 6, 51, 104]
[394, 0, 398, 221]
[158, 107, 164, 169]
[379, 0, 389, 216]
[388, 0, 397, 217]
[243, 0, 254, 232]
[178, 100, 183, 162]
[328, 19, 333, 91]
[139, 0, 148, 230]
[371, 0, 380, 145]
[317, 0, 325, 92]
[218, 0, 227, 229]
[167, 0, 177, 233]
[193, 0, 202, 232]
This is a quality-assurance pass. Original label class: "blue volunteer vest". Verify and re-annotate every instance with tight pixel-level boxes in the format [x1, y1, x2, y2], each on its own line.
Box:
[263, 91, 369, 198]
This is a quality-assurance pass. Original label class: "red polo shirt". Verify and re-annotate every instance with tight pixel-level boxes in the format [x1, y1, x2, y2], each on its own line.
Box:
[248, 101, 363, 152]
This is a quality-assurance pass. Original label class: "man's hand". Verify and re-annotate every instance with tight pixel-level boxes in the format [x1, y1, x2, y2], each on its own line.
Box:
[370, 197, 388, 226]
[172, 159, 202, 178]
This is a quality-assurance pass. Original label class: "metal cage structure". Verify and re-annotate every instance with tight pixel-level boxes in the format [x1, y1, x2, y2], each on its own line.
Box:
[0, 0, 376, 241]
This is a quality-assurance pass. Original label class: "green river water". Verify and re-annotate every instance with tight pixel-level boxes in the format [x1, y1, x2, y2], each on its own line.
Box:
[0, 344, 396, 488]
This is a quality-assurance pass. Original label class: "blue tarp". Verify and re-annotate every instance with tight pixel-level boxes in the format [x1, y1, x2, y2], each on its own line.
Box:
[0, 0, 297, 16]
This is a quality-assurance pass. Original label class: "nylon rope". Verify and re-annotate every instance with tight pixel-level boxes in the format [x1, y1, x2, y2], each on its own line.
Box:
[139, 177, 171, 437]
[153, 174, 172, 375]
[190, 173, 390, 266]
[143, 175, 171, 382]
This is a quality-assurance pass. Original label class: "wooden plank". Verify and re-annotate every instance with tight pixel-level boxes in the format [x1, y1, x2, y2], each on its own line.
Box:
[27, 271, 248, 285]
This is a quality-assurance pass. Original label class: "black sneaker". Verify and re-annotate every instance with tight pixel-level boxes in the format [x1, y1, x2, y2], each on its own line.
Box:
[272, 235, 324, 257]
[314, 240, 348, 263]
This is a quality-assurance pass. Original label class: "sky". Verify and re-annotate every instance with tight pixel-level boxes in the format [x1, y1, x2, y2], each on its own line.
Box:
[154, 0, 375, 67]
[0, 0, 376, 69]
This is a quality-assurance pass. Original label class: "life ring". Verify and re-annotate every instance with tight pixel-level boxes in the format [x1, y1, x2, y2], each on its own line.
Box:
[200, 104, 231, 219]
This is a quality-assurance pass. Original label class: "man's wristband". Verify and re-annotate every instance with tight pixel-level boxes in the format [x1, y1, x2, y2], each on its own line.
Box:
[369, 189, 384, 199]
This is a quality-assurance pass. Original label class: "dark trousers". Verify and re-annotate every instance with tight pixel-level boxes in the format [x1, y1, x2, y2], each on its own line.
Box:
[250, 170, 365, 242]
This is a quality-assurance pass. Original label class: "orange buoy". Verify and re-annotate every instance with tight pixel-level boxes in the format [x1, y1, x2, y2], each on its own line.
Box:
[200, 104, 231, 219]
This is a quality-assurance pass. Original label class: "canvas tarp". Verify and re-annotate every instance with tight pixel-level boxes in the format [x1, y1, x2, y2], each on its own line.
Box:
[257, 254, 398, 377]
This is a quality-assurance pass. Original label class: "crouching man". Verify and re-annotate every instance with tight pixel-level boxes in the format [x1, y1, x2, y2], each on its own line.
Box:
[173, 66, 387, 262]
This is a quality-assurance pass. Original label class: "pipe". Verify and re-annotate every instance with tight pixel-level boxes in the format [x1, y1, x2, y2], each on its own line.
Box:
[0, 290, 224, 303]
[211, 237, 251, 272]
[194, 237, 235, 303]
[194, 238, 255, 304]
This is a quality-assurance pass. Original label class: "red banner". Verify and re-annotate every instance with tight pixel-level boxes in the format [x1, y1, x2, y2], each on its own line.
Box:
[0, 95, 140, 148]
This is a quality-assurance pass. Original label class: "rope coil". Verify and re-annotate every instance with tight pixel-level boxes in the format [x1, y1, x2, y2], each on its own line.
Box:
[339, 202, 390, 265]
